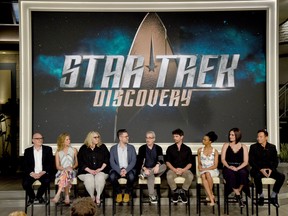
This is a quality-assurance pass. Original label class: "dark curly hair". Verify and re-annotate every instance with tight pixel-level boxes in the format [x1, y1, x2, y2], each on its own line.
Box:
[205, 131, 218, 142]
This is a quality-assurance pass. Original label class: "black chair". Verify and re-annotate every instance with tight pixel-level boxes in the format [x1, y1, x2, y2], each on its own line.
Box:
[139, 176, 161, 215]
[251, 177, 279, 216]
[168, 177, 191, 216]
[54, 177, 78, 216]
[195, 156, 220, 216]
[112, 178, 134, 215]
[75, 177, 106, 216]
[24, 180, 50, 216]
[223, 179, 249, 215]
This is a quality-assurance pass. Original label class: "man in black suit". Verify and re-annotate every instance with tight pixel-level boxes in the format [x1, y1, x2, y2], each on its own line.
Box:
[249, 129, 285, 208]
[22, 132, 53, 205]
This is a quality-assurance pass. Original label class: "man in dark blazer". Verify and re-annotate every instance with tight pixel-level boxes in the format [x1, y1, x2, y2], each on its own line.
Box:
[249, 129, 285, 208]
[109, 129, 137, 203]
[22, 132, 53, 205]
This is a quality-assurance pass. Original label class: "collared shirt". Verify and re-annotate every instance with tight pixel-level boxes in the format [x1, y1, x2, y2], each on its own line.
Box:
[118, 144, 128, 169]
[166, 143, 192, 168]
[78, 143, 110, 174]
[33, 146, 43, 173]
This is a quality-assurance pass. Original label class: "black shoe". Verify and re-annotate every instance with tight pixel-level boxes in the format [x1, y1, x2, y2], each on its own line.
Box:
[258, 196, 264, 206]
[179, 189, 188, 204]
[172, 191, 179, 203]
[27, 198, 34, 206]
[270, 197, 280, 208]
[37, 197, 45, 204]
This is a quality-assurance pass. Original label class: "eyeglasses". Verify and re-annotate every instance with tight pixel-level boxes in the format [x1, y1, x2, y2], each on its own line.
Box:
[146, 137, 154, 139]
[94, 136, 100, 138]
[33, 137, 44, 140]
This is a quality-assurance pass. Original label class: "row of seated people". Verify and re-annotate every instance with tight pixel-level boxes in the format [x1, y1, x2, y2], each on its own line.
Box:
[22, 128, 285, 210]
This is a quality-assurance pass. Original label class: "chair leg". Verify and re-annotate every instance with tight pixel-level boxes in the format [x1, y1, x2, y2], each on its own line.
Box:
[186, 189, 190, 216]
[102, 190, 105, 216]
[168, 189, 171, 216]
[25, 191, 28, 214]
[196, 184, 200, 215]
[268, 185, 271, 215]
[256, 192, 259, 216]
[112, 189, 116, 216]
[157, 184, 161, 216]
[139, 185, 143, 215]
[45, 189, 47, 216]
[217, 184, 220, 216]
[251, 184, 254, 215]
[130, 191, 133, 216]
[246, 192, 249, 216]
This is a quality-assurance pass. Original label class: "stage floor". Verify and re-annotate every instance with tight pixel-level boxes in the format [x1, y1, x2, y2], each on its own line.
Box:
[0, 172, 287, 215]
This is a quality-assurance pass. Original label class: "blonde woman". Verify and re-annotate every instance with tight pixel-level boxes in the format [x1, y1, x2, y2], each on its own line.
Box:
[77, 131, 110, 206]
[51, 133, 78, 204]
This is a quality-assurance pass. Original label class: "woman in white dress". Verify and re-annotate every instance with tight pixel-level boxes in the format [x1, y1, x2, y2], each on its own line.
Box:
[51, 133, 78, 204]
[197, 131, 219, 206]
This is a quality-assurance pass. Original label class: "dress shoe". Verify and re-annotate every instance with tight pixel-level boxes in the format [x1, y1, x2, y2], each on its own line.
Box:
[257, 196, 264, 206]
[270, 197, 280, 208]
[116, 194, 122, 203]
[27, 198, 34, 206]
[123, 193, 130, 203]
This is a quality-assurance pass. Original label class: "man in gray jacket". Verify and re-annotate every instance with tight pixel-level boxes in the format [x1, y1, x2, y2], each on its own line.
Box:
[109, 129, 137, 203]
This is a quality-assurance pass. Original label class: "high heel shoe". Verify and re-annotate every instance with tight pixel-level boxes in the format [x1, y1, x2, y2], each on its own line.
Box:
[51, 194, 60, 203]
[64, 195, 70, 205]
[209, 196, 215, 206]
[235, 195, 245, 208]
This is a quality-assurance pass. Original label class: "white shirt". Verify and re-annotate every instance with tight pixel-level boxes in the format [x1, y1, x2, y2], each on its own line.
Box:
[34, 147, 43, 173]
[117, 144, 128, 169]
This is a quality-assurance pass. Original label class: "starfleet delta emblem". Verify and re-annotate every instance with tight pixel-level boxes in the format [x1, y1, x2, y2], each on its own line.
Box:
[60, 13, 240, 107]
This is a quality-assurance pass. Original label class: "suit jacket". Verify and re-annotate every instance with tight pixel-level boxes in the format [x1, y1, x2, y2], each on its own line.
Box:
[23, 145, 54, 177]
[109, 143, 137, 174]
[249, 142, 279, 176]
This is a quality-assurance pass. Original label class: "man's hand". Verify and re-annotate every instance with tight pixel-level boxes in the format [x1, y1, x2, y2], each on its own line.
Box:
[30, 171, 45, 179]
[143, 167, 151, 176]
[260, 168, 271, 177]
[120, 168, 127, 177]
[176, 168, 184, 175]
[153, 164, 160, 174]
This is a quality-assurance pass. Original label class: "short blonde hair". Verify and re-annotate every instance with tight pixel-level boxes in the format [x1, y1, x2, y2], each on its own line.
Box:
[84, 131, 102, 147]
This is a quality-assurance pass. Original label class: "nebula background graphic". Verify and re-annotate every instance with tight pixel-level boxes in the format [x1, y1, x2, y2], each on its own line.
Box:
[31, 11, 266, 144]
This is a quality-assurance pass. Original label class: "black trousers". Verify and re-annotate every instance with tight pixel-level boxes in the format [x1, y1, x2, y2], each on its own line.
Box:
[22, 174, 50, 199]
[252, 170, 285, 194]
[109, 169, 136, 194]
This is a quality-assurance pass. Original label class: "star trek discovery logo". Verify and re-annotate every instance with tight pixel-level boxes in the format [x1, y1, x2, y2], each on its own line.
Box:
[60, 13, 239, 107]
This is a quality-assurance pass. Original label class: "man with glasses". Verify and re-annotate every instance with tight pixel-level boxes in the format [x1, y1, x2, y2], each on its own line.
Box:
[109, 129, 137, 203]
[22, 132, 53, 205]
[137, 131, 166, 204]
